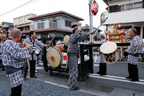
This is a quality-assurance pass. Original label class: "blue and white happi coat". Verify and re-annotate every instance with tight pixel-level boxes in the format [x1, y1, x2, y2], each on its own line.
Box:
[23, 38, 44, 60]
[2, 39, 30, 88]
[127, 35, 143, 65]
[68, 29, 89, 68]
[68, 29, 89, 89]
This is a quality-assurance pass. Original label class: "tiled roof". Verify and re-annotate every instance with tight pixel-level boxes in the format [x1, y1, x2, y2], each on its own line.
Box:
[28, 11, 84, 21]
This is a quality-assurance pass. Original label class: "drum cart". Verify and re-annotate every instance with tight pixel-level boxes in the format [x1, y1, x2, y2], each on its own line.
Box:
[42, 36, 130, 81]
[42, 37, 92, 81]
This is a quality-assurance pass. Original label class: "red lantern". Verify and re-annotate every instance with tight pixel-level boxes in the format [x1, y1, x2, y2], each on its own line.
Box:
[123, 32, 126, 35]
[91, 1, 98, 15]
[118, 23, 121, 28]
[105, 30, 108, 35]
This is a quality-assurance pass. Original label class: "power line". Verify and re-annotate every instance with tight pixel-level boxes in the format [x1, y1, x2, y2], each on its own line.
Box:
[0, 0, 34, 17]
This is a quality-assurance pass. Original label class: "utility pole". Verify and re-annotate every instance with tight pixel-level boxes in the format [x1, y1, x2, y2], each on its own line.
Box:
[89, 0, 94, 42]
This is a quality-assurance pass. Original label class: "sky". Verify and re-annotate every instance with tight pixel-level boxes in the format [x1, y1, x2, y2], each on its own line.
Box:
[0, 0, 107, 30]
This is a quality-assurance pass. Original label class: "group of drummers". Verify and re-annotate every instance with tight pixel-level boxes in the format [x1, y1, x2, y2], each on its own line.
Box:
[0, 22, 144, 96]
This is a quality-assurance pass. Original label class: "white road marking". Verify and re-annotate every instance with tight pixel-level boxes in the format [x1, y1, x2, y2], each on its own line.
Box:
[36, 67, 43, 70]
[89, 74, 144, 85]
[34, 79, 97, 95]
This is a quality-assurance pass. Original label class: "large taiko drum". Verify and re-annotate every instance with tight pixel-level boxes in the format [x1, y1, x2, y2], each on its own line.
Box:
[46, 45, 64, 68]
[100, 41, 119, 64]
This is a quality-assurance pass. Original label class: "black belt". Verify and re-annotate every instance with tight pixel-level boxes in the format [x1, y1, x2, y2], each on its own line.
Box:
[5, 66, 23, 75]
[129, 53, 140, 57]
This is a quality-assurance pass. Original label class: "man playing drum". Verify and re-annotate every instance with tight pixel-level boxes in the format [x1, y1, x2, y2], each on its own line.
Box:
[68, 22, 95, 90]
[126, 28, 143, 81]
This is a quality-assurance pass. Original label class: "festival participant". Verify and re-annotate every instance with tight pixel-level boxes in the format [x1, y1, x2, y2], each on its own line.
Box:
[126, 28, 143, 81]
[2, 28, 32, 96]
[97, 34, 107, 76]
[23, 31, 49, 78]
[68, 22, 96, 90]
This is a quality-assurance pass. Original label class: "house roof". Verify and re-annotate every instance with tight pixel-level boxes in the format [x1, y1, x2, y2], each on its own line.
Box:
[21, 28, 72, 34]
[28, 11, 84, 21]
[102, 0, 119, 5]
[2, 22, 14, 28]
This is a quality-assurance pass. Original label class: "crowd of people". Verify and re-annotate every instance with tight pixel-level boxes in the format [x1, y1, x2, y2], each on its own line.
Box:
[0, 22, 144, 96]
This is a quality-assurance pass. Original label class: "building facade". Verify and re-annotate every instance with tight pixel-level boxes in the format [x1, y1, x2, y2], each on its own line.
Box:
[22, 11, 84, 39]
[101, 0, 144, 40]
[14, 13, 36, 32]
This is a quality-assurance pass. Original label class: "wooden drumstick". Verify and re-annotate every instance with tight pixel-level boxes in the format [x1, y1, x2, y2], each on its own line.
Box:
[48, 36, 55, 47]
[27, 59, 30, 69]
[19, 42, 36, 49]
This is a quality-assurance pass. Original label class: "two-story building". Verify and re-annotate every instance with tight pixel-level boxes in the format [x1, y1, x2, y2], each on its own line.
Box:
[14, 13, 36, 32]
[101, 0, 144, 40]
[22, 11, 84, 39]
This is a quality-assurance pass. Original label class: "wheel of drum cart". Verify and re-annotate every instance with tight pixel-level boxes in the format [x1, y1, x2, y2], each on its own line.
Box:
[50, 70, 53, 76]
[83, 73, 90, 80]
[78, 74, 83, 81]
[86, 73, 89, 78]
[82, 75, 87, 81]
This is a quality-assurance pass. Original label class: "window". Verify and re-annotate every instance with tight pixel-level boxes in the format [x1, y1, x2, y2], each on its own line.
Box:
[49, 19, 57, 28]
[135, 27, 141, 35]
[126, 4, 133, 10]
[37, 19, 44, 29]
[120, 5, 125, 11]
[109, 5, 120, 13]
[134, 2, 142, 9]
[65, 20, 71, 27]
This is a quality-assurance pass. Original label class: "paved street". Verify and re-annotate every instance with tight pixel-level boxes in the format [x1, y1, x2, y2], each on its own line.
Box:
[0, 70, 96, 96]
[94, 58, 144, 79]
[1, 60, 144, 96]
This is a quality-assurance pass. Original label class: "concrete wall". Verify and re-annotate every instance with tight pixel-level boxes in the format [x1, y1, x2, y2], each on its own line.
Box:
[104, 9, 144, 24]
[14, 14, 36, 26]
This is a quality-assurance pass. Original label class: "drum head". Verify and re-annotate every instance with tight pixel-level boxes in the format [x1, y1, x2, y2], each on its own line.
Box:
[46, 47, 62, 68]
[63, 35, 70, 46]
[100, 41, 117, 54]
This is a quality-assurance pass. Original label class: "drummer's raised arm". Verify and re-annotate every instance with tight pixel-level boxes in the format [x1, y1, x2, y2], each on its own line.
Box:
[44, 44, 50, 47]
